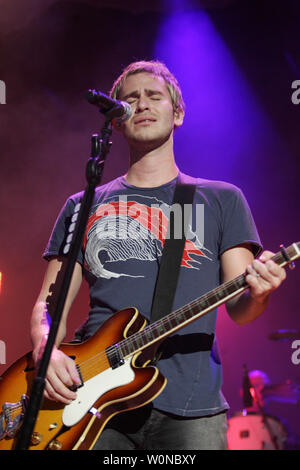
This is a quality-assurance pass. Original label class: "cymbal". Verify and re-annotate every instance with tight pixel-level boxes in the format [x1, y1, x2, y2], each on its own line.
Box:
[262, 381, 300, 404]
[268, 329, 300, 341]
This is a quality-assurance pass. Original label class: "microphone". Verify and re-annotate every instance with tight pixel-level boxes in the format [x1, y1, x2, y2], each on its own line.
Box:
[85, 89, 132, 123]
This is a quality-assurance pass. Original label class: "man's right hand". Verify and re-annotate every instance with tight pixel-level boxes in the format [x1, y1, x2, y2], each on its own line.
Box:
[33, 346, 81, 405]
[30, 259, 83, 405]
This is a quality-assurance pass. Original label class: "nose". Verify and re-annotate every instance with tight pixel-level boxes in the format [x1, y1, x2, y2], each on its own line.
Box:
[135, 94, 150, 113]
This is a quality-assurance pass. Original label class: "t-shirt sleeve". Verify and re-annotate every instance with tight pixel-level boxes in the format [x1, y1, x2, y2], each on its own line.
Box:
[219, 186, 262, 258]
[43, 194, 84, 265]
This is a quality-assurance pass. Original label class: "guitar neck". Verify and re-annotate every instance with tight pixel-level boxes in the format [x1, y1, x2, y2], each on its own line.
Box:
[118, 242, 300, 360]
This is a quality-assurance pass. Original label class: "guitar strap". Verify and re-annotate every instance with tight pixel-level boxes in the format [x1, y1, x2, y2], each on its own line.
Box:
[150, 175, 196, 324]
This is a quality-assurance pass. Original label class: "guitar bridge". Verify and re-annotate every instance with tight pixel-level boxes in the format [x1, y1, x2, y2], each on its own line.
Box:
[0, 395, 28, 440]
[106, 344, 125, 369]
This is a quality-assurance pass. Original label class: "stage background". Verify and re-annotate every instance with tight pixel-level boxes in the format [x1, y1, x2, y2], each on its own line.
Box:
[0, 0, 299, 442]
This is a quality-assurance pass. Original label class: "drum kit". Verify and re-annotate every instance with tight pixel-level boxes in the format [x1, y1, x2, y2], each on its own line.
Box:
[227, 329, 300, 450]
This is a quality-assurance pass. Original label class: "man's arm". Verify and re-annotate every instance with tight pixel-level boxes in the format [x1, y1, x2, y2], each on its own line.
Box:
[221, 244, 287, 325]
[30, 257, 83, 404]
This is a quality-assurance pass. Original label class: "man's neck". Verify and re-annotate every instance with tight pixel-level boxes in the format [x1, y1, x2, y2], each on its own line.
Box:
[125, 138, 179, 188]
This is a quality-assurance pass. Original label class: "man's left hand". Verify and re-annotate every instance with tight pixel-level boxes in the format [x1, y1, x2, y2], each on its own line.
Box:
[245, 251, 287, 302]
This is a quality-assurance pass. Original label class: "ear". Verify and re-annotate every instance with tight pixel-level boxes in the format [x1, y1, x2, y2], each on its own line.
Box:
[174, 109, 184, 128]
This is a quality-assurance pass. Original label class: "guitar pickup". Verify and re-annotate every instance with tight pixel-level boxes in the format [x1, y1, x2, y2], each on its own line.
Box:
[106, 344, 124, 370]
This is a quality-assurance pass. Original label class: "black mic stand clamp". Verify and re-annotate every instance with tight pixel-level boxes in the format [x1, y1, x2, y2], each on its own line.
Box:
[86, 120, 112, 186]
[15, 112, 113, 450]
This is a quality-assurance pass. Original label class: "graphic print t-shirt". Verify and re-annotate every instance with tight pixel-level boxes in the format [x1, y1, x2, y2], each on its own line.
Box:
[44, 173, 262, 417]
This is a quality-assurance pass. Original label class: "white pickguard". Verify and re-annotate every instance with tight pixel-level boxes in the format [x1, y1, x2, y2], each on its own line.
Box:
[62, 358, 135, 427]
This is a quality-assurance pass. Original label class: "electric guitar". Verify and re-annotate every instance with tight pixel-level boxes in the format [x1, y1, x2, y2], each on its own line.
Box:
[0, 242, 299, 450]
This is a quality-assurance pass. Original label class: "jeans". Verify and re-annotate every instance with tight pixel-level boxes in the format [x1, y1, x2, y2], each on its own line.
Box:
[92, 404, 228, 450]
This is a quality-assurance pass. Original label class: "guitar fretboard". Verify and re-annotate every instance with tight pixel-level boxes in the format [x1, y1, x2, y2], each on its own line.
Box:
[119, 273, 247, 359]
[109, 242, 300, 362]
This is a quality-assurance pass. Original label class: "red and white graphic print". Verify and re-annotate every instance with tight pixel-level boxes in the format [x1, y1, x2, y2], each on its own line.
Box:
[83, 195, 212, 279]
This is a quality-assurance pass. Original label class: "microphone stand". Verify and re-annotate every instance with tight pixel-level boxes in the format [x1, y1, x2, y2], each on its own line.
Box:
[15, 116, 113, 450]
[242, 364, 253, 409]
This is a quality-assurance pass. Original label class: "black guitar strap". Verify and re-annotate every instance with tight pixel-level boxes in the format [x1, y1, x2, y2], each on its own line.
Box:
[150, 175, 196, 324]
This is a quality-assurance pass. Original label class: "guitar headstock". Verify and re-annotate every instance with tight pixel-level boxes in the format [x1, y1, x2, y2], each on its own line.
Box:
[277, 242, 300, 269]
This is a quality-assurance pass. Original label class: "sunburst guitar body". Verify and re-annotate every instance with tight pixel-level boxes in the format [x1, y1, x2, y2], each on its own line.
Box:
[0, 307, 166, 450]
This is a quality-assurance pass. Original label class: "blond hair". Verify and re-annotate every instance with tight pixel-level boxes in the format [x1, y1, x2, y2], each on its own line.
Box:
[110, 60, 185, 114]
